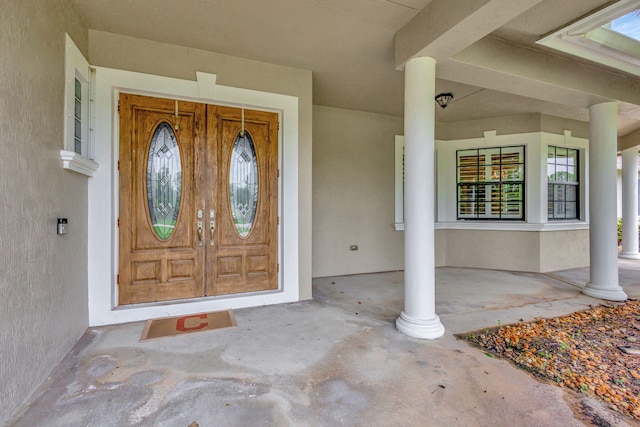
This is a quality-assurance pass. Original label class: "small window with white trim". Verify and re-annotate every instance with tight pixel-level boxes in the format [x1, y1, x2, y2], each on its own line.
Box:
[547, 145, 579, 220]
[61, 33, 98, 176]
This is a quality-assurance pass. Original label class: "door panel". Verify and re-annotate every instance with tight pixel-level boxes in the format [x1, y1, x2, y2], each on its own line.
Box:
[119, 94, 205, 304]
[207, 106, 278, 295]
[119, 95, 278, 305]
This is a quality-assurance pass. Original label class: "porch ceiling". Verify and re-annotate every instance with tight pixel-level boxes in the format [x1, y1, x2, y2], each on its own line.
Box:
[72, 0, 640, 136]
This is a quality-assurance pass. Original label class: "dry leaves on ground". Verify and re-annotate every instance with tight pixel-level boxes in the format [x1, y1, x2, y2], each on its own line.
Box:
[460, 300, 640, 422]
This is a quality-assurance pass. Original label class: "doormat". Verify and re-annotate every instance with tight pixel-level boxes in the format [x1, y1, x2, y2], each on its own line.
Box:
[140, 310, 237, 341]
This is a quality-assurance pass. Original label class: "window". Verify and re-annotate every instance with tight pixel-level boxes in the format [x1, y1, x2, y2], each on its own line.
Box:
[394, 136, 405, 230]
[547, 146, 579, 220]
[60, 34, 98, 176]
[73, 77, 83, 154]
[537, 2, 640, 78]
[608, 9, 640, 41]
[457, 146, 525, 220]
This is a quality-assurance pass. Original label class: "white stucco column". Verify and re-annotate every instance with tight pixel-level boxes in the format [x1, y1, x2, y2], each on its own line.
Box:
[620, 147, 640, 259]
[584, 102, 627, 301]
[396, 56, 445, 339]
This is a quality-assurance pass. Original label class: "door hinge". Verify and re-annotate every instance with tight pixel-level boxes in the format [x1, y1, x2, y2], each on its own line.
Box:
[117, 217, 120, 228]
[117, 274, 120, 285]
[117, 101, 120, 113]
[277, 169, 280, 178]
[277, 264, 279, 273]
[278, 121, 280, 131]
[117, 160, 120, 171]
[277, 216, 280, 225]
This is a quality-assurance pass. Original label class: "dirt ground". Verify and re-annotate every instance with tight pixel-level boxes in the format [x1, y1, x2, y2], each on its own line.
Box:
[460, 300, 640, 424]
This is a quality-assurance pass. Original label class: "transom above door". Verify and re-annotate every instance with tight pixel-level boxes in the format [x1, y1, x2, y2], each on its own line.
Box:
[118, 94, 278, 305]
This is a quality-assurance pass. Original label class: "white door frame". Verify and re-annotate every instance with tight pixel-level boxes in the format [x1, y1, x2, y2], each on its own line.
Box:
[88, 67, 299, 326]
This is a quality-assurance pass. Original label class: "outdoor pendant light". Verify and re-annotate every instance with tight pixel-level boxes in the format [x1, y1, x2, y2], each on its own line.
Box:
[435, 93, 453, 108]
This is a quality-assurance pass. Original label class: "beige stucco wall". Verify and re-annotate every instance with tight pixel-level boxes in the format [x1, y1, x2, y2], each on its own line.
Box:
[0, 1, 89, 423]
[88, 30, 314, 300]
[539, 230, 589, 272]
[312, 106, 404, 277]
[436, 113, 589, 141]
[435, 229, 446, 267]
[312, 109, 591, 276]
[440, 229, 589, 272]
[443, 230, 541, 272]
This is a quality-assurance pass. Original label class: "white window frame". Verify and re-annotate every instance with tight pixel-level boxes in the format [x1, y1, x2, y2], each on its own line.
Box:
[547, 145, 580, 221]
[61, 33, 98, 176]
[456, 145, 526, 221]
[394, 135, 404, 230]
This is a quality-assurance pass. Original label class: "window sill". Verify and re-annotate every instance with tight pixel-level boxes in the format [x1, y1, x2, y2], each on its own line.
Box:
[395, 221, 589, 232]
[60, 150, 99, 177]
[435, 221, 589, 232]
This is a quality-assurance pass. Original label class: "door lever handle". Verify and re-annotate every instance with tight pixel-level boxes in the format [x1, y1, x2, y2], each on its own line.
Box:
[209, 220, 215, 246]
[197, 221, 203, 246]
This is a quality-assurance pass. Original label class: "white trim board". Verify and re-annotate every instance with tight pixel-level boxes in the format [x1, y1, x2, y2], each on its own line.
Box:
[435, 221, 589, 232]
[88, 68, 299, 326]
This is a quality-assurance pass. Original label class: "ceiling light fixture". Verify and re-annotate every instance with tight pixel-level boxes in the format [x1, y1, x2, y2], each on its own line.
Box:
[435, 93, 453, 108]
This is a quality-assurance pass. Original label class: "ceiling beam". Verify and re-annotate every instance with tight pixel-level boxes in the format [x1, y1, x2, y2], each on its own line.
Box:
[619, 128, 640, 151]
[395, 0, 544, 68]
[437, 36, 640, 110]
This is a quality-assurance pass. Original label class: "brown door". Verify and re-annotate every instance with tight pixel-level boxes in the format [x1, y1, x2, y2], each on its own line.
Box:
[118, 95, 278, 305]
[206, 106, 279, 295]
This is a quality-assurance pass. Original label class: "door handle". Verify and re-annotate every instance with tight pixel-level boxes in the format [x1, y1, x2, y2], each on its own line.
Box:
[197, 221, 203, 246]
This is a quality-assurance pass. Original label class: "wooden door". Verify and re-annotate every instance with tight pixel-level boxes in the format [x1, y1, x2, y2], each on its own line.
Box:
[119, 94, 206, 304]
[206, 106, 279, 295]
[118, 95, 278, 305]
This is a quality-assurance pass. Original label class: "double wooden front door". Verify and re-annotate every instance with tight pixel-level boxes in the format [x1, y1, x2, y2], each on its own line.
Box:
[118, 94, 278, 305]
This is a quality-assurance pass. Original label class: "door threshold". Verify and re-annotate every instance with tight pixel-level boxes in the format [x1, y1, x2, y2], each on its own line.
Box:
[113, 287, 285, 311]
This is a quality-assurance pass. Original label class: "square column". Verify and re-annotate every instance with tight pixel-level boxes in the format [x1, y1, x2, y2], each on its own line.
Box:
[396, 56, 444, 339]
[584, 102, 627, 301]
[620, 147, 640, 259]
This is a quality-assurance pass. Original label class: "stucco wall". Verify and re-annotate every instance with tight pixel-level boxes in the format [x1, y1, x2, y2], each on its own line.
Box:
[440, 229, 590, 272]
[313, 106, 404, 277]
[444, 230, 541, 271]
[436, 113, 589, 141]
[435, 229, 446, 267]
[539, 230, 589, 272]
[0, 0, 89, 423]
[88, 30, 314, 300]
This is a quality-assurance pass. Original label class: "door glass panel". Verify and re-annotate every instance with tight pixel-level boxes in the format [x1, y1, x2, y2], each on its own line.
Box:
[146, 122, 182, 240]
[230, 132, 258, 237]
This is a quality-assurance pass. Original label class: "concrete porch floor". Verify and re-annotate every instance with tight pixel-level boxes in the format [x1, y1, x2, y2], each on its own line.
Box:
[10, 260, 640, 426]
